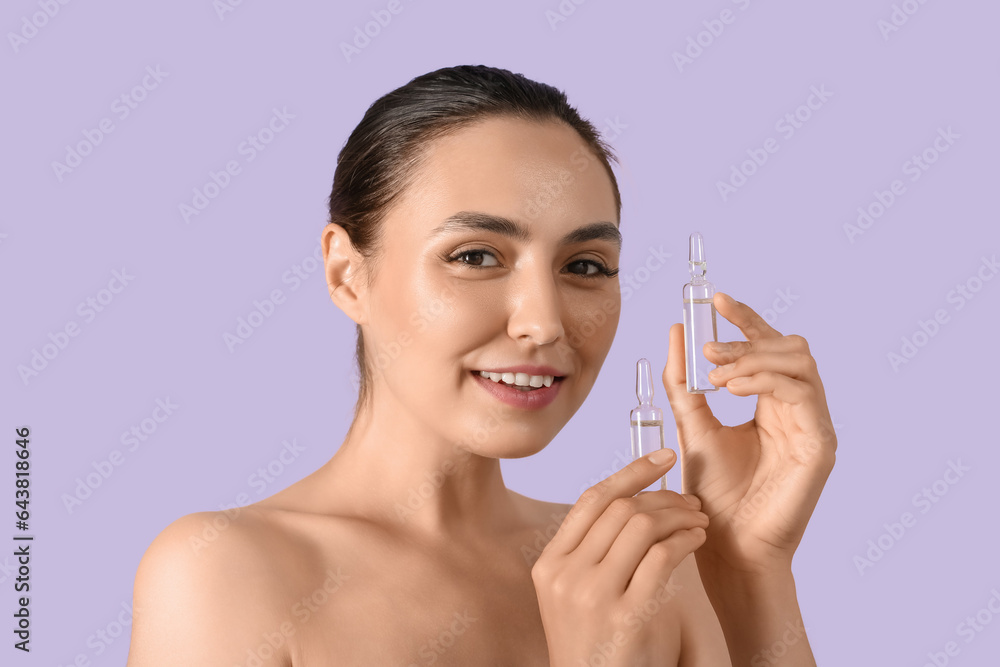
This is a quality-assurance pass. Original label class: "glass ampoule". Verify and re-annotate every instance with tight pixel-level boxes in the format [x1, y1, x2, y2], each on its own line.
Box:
[629, 358, 667, 491]
[683, 232, 720, 394]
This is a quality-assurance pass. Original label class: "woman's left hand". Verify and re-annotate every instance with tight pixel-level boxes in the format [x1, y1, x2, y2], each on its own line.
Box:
[661, 292, 837, 576]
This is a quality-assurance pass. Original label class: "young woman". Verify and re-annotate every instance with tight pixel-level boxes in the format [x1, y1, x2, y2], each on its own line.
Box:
[127, 65, 836, 666]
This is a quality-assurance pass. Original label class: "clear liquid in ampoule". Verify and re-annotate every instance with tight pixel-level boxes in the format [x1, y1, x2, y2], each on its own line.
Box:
[683, 232, 720, 394]
[630, 358, 667, 491]
[683, 297, 718, 393]
[630, 418, 667, 491]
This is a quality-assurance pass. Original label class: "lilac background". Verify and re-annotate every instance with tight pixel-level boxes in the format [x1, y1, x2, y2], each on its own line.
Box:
[3, 0, 999, 664]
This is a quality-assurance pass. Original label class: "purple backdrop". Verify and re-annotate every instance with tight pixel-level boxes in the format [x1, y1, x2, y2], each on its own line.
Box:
[3, 0, 999, 664]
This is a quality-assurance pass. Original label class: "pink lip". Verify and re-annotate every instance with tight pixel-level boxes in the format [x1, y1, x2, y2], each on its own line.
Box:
[471, 371, 563, 410]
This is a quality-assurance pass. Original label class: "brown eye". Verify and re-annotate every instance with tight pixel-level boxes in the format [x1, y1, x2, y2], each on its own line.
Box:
[566, 259, 618, 279]
[447, 248, 500, 268]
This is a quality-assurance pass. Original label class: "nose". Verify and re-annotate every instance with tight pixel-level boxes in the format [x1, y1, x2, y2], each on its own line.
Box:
[507, 267, 565, 346]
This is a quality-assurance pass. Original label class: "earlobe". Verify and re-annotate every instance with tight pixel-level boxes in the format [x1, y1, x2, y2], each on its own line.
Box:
[321, 222, 368, 325]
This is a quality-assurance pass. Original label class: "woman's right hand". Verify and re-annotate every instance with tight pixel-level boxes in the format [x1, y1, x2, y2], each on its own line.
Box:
[531, 449, 709, 666]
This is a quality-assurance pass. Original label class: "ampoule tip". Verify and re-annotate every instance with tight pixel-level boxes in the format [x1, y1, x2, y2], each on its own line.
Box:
[636, 358, 654, 405]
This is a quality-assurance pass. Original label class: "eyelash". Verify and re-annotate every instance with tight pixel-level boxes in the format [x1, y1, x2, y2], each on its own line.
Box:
[445, 248, 620, 279]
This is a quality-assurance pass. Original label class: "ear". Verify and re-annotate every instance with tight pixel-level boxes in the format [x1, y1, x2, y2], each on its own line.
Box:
[321, 222, 368, 325]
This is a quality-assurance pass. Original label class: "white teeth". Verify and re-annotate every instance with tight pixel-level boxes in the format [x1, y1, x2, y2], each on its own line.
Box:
[476, 370, 556, 388]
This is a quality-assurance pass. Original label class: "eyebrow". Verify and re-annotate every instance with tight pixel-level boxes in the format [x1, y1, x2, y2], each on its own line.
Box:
[428, 210, 622, 251]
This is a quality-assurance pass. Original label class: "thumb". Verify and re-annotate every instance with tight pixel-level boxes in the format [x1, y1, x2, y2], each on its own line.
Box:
[663, 323, 721, 449]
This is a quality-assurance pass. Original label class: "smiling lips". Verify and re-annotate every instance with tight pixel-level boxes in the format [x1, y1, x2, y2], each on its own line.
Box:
[470, 370, 564, 409]
[475, 370, 555, 389]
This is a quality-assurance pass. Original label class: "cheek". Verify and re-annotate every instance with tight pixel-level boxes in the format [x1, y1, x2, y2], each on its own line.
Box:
[563, 292, 621, 356]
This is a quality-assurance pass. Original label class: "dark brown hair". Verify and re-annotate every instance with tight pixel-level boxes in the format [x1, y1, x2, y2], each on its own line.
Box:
[327, 64, 622, 424]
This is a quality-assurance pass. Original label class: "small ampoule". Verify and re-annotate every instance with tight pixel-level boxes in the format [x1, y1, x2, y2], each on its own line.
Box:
[629, 358, 667, 491]
[683, 232, 720, 394]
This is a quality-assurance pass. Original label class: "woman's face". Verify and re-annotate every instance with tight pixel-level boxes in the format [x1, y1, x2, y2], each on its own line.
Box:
[358, 116, 621, 458]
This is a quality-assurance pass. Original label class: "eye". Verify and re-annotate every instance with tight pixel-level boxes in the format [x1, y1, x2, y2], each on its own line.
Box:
[444, 248, 619, 279]
[445, 248, 501, 269]
[565, 259, 620, 279]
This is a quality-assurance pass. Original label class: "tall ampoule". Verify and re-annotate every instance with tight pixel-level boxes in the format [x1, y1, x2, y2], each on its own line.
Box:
[683, 232, 720, 393]
[629, 358, 667, 491]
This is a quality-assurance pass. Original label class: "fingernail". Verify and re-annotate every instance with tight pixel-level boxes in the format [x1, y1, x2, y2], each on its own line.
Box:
[683, 494, 702, 509]
[720, 293, 736, 306]
[727, 376, 749, 386]
[648, 448, 675, 465]
[706, 341, 730, 352]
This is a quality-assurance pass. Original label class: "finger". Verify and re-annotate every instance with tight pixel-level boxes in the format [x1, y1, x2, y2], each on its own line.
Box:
[723, 371, 836, 454]
[713, 292, 782, 341]
[546, 450, 678, 556]
[572, 491, 702, 565]
[662, 323, 721, 444]
[707, 351, 818, 386]
[702, 333, 812, 366]
[720, 370, 821, 406]
[624, 527, 707, 602]
[599, 507, 709, 592]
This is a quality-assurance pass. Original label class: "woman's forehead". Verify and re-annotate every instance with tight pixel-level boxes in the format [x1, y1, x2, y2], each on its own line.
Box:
[391, 117, 618, 242]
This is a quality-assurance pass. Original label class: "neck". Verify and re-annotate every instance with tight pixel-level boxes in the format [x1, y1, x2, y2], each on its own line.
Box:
[316, 389, 525, 544]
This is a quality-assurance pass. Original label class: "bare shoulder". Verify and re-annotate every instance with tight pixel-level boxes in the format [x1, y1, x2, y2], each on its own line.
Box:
[127, 508, 298, 667]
